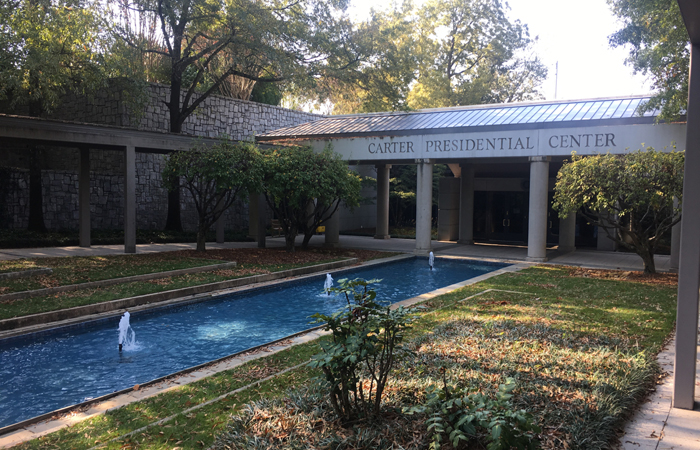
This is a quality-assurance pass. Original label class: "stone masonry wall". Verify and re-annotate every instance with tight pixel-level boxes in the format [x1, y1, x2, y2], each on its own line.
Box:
[1, 147, 248, 231]
[53, 83, 320, 140]
[1, 84, 321, 232]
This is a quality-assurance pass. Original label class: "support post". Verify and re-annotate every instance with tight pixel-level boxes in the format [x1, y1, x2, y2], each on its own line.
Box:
[375, 164, 391, 239]
[458, 165, 474, 244]
[670, 197, 681, 272]
[673, 42, 700, 410]
[558, 213, 576, 253]
[596, 211, 617, 251]
[325, 201, 340, 248]
[124, 145, 136, 254]
[415, 159, 433, 255]
[79, 147, 91, 248]
[527, 156, 549, 262]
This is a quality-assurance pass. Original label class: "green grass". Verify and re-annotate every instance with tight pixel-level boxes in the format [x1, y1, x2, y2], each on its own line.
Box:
[0, 253, 225, 294]
[11, 266, 678, 449]
[0, 260, 344, 320]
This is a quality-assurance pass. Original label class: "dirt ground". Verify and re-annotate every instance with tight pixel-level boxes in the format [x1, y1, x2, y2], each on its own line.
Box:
[568, 267, 678, 286]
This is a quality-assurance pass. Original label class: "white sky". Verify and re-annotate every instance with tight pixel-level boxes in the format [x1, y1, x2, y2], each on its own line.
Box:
[348, 0, 653, 101]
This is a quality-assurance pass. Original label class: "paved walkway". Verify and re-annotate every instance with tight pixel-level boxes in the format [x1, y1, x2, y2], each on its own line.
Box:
[0, 236, 697, 448]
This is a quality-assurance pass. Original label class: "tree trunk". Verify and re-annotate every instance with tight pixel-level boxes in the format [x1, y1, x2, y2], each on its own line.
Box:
[164, 187, 183, 231]
[301, 232, 314, 250]
[27, 147, 46, 232]
[163, 78, 184, 232]
[196, 226, 207, 252]
[639, 247, 656, 274]
[284, 227, 296, 252]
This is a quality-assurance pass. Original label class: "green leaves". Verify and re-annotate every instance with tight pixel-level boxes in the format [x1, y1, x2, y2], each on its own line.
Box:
[608, 0, 688, 121]
[309, 278, 416, 424]
[162, 139, 263, 250]
[407, 375, 540, 450]
[0, 0, 109, 115]
[553, 149, 684, 272]
[260, 145, 362, 252]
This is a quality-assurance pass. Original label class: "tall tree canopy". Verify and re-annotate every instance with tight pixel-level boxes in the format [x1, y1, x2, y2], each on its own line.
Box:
[309, 0, 547, 113]
[608, 0, 688, 120]
[0, 0, 110, 232]
[553, 149, 684, 273]
[0, 0, 108, 116]
[115, 0, 364, 133]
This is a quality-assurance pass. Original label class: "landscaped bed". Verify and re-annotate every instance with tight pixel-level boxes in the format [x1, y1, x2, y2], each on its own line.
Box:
[0, 248, 396, 320]
[9, 265, 677, 450]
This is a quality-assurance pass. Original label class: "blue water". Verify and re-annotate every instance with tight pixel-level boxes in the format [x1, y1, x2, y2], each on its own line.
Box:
[0, 257, 507, 428]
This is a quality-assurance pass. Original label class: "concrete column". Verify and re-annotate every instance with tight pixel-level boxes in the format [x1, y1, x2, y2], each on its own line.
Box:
[124, 145, 136, 254]
[79, 147, 91, 248]
[673, 42, 700, 410]
[670, 197, 681, 272]
[527, 156, 549, 262]
[415, 159, 433, 255]
[375, 164, 391, 239]
[458, 165, 474, 244]
[438, 177, 460, 241]
[325, 201, 340, 248]
[596, 212, 617, 251]
[558, 213, 576, 253]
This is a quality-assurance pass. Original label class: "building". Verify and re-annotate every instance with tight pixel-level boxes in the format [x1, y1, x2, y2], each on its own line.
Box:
[258, 95, 686, 262]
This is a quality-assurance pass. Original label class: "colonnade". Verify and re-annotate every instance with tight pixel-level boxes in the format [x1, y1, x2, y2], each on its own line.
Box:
[372, 158, 682, 266]
[78, 145, 137, 253]
[373, 157, 564, 260]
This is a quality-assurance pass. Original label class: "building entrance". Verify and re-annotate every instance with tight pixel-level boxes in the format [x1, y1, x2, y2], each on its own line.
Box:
[474, 191, 528, 243]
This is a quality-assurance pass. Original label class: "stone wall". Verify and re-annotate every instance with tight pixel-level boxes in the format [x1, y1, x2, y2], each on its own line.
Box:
[53, 82, 320, 140]
[1, 84, 322, 232]
[0, 147, 248, 231]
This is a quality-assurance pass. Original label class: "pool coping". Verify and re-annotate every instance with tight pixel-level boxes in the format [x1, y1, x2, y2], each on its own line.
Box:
[0, 256, 530, 446]
[0, 258, 362, 337]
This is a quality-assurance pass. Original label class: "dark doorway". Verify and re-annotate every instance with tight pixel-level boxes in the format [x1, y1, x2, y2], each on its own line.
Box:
[474, 191, 528, 243]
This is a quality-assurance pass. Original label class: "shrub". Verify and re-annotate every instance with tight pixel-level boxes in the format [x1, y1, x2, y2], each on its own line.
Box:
[405, 370, 541, 450]
[309, 278, 415, 425]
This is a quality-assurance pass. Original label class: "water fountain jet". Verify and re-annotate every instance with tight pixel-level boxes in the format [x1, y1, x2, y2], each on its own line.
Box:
[324, 274, 334, 296]
[429, 252, 435, 271]
[118, 311, 136, 352]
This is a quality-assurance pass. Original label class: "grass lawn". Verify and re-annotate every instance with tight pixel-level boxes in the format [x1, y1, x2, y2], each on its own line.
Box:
[0, 229, 253, 250]
[0, 248, 396, 320]
[0, 253, 225, 293]
[11, 265, 678, 450]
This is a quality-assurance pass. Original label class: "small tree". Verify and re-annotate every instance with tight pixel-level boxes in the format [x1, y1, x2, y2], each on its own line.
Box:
[261, 146, 361, 252]
[163, 140, 262, 251]
[553, 149, 684, 273]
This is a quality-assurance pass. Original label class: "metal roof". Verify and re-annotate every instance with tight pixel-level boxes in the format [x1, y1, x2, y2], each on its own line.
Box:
[258, 95, 657, 141]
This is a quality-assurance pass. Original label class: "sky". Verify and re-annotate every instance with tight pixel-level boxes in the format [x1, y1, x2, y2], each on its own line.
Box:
[348, 0, 653, 102]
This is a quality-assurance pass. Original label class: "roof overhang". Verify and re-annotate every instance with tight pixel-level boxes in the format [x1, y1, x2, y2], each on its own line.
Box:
[0, 114, 221, 153]
[678, 0, 700, 45]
